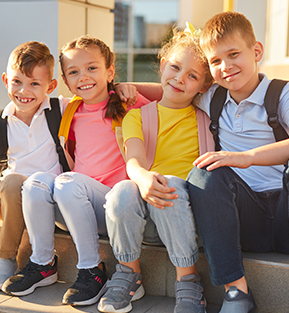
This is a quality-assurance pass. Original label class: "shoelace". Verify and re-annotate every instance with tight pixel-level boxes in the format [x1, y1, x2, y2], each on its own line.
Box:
[18, 261, 42, 277]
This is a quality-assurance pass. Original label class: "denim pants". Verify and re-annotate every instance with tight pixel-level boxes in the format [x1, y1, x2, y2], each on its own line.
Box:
[186, 165, 289, 286]
[22, 171, 109, 268]
[105, 176, 199, 268]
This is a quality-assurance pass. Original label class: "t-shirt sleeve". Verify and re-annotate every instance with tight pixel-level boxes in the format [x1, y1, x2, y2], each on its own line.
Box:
[122, 108, 144, 144]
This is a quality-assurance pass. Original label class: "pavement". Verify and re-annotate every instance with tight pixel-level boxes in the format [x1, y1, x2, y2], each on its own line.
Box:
[0, 281, 220, 313]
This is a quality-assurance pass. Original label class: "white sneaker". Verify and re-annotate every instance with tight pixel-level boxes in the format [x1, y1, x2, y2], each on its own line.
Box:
[0, 257, 18, 289]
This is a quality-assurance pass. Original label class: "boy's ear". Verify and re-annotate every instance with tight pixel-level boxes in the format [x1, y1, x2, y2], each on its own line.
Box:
[46, 79, 58, 95]
[160, 57, 167, 73]
[2, 72, 8, 89]
[253, 41, 263, 62]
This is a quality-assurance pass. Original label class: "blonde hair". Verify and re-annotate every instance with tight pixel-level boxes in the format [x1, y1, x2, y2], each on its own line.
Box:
[200, 11, 256, 53]
[59, 36, 125, 121]
[159, 27, 213, 91]
[8, 41, 54, 80]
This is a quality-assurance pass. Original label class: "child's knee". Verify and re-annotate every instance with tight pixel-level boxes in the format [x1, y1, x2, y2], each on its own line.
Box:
[1, 173, 26, 196]
[23, 172, 55, 195]
[105, 180, 140, 221]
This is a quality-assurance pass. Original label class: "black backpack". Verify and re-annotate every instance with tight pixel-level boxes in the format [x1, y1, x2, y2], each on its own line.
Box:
[209, 79, 289, 151]
[0, 98, 70, 174]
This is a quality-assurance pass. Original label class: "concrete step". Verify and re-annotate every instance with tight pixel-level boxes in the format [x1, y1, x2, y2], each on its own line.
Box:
[12, 228, 289, 313]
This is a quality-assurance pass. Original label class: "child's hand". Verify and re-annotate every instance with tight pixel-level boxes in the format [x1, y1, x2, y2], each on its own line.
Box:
[115, 83, 138, 106]
[137, 171, 178, 209]
[193, 151, 251, 171]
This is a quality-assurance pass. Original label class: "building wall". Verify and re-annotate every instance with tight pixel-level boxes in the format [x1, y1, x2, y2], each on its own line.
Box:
[0, 0, 114, 108]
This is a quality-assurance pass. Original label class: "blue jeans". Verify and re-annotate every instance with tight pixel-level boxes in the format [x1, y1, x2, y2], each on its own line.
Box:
[186, 165, 289, 286]
[22, 172, 109, 268]
[105, 176, 199, 268]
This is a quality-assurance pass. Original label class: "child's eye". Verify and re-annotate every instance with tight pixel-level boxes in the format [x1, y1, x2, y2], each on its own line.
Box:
[230, 52, 238, 58]
[189, 74, 197, 80]
[171, 64, 179, 70]
[88, 66, 97, 71]
[211, 59, 221, 66]
[12, 79, 21, 84]
[68, 70, 78, 75]
[31, 82, 40, 86]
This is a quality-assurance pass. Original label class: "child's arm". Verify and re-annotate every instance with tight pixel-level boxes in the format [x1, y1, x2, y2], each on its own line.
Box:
[115, 83, 162, 104]
[125, 137, 178, 209]
[194, 139, 289, 171]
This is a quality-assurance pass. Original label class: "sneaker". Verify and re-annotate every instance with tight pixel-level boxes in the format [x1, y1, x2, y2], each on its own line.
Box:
[62, 262, 107, 306]
[2, 255, 58, 296]
[0, 256, 18, 290]
[98, 264, 145, 313]
[174, 274, 206, 313]
[219, 286, 257, 313]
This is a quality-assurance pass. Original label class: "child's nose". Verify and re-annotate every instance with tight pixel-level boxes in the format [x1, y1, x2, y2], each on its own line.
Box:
[79, 72, 89, 81]
[174, 73, 185, 84]
[221, 60, 232, 72]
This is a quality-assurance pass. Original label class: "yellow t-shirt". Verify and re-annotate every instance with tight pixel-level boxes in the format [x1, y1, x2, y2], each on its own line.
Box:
[122, 103, 199, 180]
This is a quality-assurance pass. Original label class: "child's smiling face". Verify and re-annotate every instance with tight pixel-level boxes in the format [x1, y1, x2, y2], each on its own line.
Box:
[205, 33, 263, 103]
[2, 65, 56, 118]
[61, 46, 115, 104]
[160, 48, 208, 109]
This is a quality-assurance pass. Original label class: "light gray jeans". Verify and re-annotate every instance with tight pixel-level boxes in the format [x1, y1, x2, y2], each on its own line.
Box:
[22, 171, 109, 269]
[105, 176, 199, 268]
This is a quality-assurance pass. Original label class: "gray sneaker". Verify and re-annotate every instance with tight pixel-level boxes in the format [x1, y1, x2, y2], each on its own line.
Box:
[219, 286, 257, 313]
[174, 274, 206, 313]
[98, 264, 145, 313]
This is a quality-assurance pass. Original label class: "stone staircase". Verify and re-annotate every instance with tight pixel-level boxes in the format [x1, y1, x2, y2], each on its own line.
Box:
[6, 228, 289, 312]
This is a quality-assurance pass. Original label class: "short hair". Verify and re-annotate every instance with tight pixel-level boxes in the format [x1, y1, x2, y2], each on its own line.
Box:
[8, 41, 55, 80]
[159, 26, 213, 92]
[200, 11, 256, 53]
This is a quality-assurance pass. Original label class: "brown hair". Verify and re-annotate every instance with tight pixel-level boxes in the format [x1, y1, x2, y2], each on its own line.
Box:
[8, 41, 54, 80]
[200, 11, 256, 53]
[59, 36, 125, 121]
[159, 26, 213, 93]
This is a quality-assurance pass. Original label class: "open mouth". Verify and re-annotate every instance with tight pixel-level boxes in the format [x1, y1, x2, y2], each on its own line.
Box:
[78, 84, 95, 90]
[16, 96, 34, 103]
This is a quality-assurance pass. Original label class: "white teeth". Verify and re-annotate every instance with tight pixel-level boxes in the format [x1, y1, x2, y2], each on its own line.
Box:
[79, 85, 93, 90]
[17, 97, 33, 103]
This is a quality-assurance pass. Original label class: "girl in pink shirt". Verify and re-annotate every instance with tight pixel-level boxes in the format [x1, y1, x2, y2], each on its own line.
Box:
[3, 36, 148, 306]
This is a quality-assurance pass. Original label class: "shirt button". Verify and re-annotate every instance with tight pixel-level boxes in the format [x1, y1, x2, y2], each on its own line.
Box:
[236, 114, 241, 118]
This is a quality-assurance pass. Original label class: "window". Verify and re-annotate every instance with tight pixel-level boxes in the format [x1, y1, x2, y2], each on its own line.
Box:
[114, 0, 179, 83]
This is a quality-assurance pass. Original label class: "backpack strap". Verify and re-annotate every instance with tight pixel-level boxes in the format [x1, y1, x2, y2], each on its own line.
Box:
[141, 101, 158, 170]
[209, 86, 227, 151]
[45, 98, 70, 172]
[58, 95, 83, 149]
[0, 111, 8, 172]
[264, 78, 289, 142]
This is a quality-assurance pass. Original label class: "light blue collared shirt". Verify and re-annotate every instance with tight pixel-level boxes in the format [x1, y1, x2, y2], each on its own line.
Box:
[198, 74, 289, 192]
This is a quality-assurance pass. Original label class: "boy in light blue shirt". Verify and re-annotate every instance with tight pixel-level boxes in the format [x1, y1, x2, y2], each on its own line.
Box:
[187, 11, 289, 313]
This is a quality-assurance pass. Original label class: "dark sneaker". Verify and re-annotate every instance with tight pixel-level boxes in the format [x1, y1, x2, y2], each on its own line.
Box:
[62, 262, 107, 306]
[219, 286, 257, 313]
[174, 274, 206, 313]
[98, 264, 145, 313]
[2, 255, 58, 296]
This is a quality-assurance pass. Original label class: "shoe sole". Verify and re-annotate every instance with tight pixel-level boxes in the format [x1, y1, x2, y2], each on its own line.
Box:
[98, 284, 145, 313]
[3, 272, 58, 296]
[63, 281, 108, 306]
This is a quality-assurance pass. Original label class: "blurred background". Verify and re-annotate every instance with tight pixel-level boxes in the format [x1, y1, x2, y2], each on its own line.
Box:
[0, 0, 287, 107]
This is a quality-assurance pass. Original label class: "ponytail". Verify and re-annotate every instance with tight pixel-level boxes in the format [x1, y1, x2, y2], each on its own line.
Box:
[105, 81, 126, 121]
